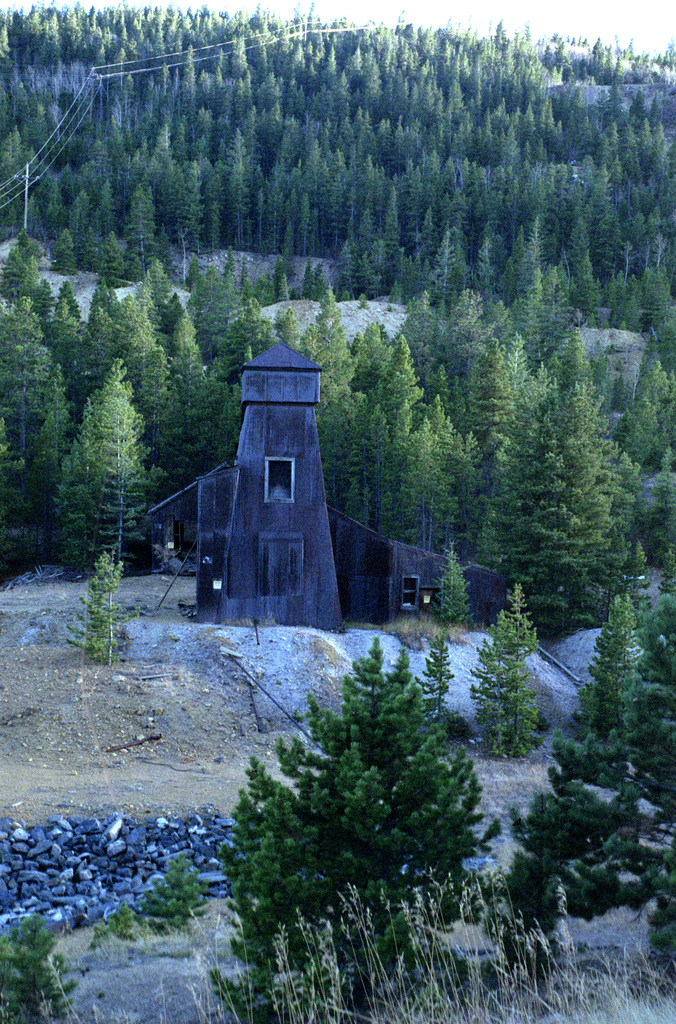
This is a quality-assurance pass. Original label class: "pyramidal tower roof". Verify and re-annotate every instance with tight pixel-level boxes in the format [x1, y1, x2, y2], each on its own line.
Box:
[244, 342, 321, 373]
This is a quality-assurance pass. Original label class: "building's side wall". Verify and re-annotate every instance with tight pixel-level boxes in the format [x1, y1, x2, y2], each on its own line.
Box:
[149, 485, 199, 572]
[389, 541, 445, 619]
[241, 367, 320, 405]
[196, 468, 240, 620]
[328, 508, 505, 626]
[328, 510, 392, 624]
[464, 564, 507, 626]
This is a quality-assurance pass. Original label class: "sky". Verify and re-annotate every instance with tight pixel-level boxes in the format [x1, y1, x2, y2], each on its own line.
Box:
[229, 0, 673, 57]
[5, 0, 672, 57]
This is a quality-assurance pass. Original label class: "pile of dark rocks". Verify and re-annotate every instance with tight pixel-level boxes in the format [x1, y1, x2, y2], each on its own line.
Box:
[0, 812, 234, 932]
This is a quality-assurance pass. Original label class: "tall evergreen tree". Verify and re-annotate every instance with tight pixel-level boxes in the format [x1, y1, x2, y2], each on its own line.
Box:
[58, 361, 149, 567]
[419, 631, 454, 721]
[216, 638, 493, 1015]
[580, 594, 638, 738]
[126, 183, 156, 278]
[660, 548, 676, 596]
[484, 362, 624, 633]
[0, 297, 52, 506]
[647, 448, 676, 566]
[507, 593, 676, 947]
[301, 288, 355, 509]
[436, 543, 469, 626]
[25, 366, 71, 559]
[52, 228, 76, 274]
[471, 584, 539, 756]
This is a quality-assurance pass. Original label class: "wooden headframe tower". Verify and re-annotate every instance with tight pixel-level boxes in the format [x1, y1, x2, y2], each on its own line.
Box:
[195, 342, 342, 630]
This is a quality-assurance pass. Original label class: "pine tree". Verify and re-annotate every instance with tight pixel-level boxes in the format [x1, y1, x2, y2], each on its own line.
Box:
[99, 232, 126, 286]
[70, 550, 125, 664]
[507, 593, 676, 947]
[301, 288, 356, 509]
[58, 361, 149, 567]
[651, 837, 676, 951]
[0, 914, 75, 1019]
[436, 543, 469, 626]
[470, 584, 539, 756]
[484, 365, 624, 634]
[621, 540, 649, 609]
[660, 548, 676, 595]
[648, 448, 676, 565]
[0, 418, 17, 569]
[580, 594, 638, 738]
[25, 366, 71, 559]
[623, 594, 676, 830]
[140, 852, 207, 931]
[126, 183, 156, 277]
[216, 638, 493, 1015]
[0, 297, 51, 469]
[420, 631, 454, 721]
[52, 228, 76, 273]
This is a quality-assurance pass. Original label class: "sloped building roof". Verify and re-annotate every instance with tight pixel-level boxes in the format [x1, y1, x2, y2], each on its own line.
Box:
[244, 342, 321, 372]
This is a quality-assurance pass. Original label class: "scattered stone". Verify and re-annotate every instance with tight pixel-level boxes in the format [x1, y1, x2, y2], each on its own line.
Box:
[0, 813, 233, 932]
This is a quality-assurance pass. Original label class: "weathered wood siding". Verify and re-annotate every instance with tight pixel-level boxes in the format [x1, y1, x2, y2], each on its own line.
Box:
[214, 400, 342, 630]
[148, 482, 199, 571]
[196, 467, 239, 619]
[328, 509, 392, 623]
[389, 540, 445, 619]
[464, 564, 507, 626]
[148, 343, 505, 631]
[241, 368, 319, 405]
[328, 507, 505, 626]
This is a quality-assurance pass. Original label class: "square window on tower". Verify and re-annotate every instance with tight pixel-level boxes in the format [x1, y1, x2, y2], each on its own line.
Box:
[265, 458, 295, 502]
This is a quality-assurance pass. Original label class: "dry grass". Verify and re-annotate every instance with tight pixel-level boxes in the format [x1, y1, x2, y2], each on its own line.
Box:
[55, 883, 668, 1024]
[216, 880, 674, 1024]
[382, 616, 469, 650]
[473, 752, 552, 868]
[309, 634, 346, 669]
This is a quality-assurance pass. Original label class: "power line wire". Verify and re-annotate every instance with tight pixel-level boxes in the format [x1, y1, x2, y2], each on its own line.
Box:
[92, 29, 273, 74]
[0, 83, 92, 207]
[0, 92, 93, 212]
[0, 21, 365, 216]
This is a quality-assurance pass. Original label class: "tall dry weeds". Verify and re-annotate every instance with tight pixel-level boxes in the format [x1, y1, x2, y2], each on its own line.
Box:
[211, 877, 676, 1024]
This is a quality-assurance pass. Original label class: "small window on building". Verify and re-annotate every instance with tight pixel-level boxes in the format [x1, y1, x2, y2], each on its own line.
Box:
[265, 458, 294, 502]
[401, 576, 419, 608]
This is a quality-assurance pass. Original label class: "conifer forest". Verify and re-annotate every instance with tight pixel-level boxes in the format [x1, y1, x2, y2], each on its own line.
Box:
[1, 6, 676, 635]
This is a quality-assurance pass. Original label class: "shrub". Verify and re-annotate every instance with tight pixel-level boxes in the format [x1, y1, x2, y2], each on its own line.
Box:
[139, 853, 207, 931]
[90, 903, 140, 948]
[0, 914, 75, 1020]
[444, 709, 473, 739]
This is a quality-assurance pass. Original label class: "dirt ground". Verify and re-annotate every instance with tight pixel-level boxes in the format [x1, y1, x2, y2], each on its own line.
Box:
[0, 573, 295, 824]
[0, 572, 585, 828]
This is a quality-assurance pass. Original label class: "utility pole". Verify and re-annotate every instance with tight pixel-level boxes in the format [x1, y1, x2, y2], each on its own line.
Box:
[23, 162, 28, 231]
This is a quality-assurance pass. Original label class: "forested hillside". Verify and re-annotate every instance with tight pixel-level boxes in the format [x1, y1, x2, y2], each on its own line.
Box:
[2, 5, 676, 633]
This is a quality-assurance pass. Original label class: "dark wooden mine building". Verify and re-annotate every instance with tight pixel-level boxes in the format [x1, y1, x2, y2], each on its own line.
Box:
[149, 342, 505, 629]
